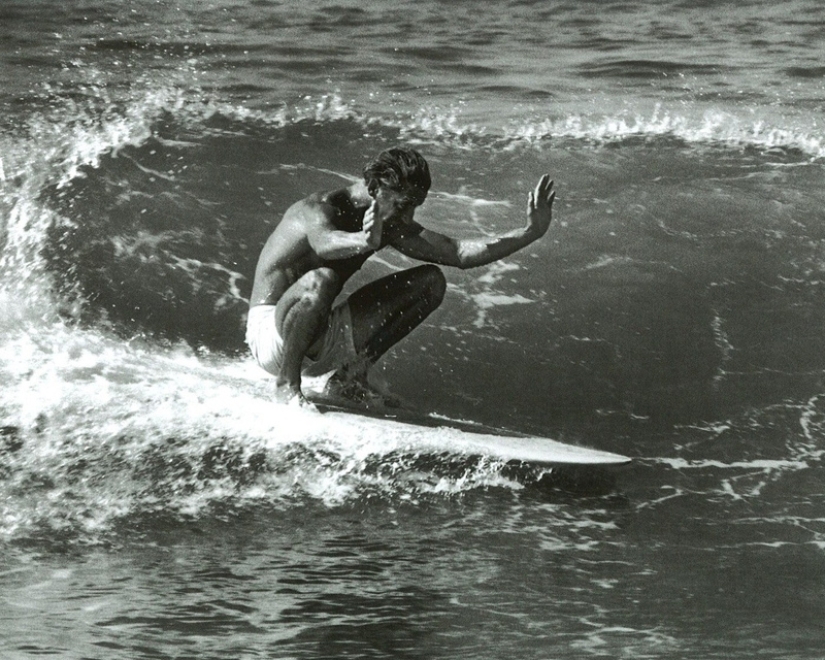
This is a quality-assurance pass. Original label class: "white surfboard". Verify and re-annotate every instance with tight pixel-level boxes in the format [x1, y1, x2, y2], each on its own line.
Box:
[310, 398, 631, 467]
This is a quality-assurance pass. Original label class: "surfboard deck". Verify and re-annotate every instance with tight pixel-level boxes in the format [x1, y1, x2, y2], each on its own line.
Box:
[307, 395, 632, 467]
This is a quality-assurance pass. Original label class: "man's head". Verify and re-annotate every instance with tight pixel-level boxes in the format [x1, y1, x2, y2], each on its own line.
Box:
[363, 148, 431, 215]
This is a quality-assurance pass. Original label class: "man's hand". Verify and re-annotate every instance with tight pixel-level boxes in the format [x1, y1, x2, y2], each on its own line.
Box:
[526, 174, 555, 239]
[363, 199, 383, 250]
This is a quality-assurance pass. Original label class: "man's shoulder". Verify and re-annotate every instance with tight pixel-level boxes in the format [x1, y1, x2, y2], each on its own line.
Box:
[282, 194, 336, 227]
[289, 189, 354, 219]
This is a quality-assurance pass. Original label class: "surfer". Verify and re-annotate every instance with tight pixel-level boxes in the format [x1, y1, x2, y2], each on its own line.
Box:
[247, 147, 555, 406]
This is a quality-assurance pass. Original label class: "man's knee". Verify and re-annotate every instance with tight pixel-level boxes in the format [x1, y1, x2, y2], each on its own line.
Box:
[279, 269, 340, 326]
[300, 268, 340, 305]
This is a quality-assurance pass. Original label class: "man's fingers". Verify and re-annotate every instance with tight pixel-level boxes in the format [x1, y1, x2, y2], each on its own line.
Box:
[529, 175, 555, 217]
[363, 200, 377, 229]
[543, 176, 554, 200]
[535, 174, 553, 202]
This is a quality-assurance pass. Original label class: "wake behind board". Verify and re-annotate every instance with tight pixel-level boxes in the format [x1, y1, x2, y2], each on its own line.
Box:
[307, 396, 631, 467]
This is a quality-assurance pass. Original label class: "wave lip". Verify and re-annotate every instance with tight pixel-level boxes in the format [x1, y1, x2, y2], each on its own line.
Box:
[503, 103, 825, 160]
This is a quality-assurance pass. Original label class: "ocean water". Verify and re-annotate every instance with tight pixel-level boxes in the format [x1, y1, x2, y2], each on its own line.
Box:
[1, 0, 825, 658]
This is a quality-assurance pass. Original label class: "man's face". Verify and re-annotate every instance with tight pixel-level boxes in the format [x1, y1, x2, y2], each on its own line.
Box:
[375, 184, 426, 223]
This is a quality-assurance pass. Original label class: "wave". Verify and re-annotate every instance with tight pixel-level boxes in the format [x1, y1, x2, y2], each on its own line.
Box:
[3, 85, 821, 259]
[501, 103, 825, 160]
[3, 79, 825, 358]
[247, 95, 825, 160]
[3, 82, 822, 238]
[0, 323, 554, 548]
[2, 79, 824, 551]
[1, 319, 819, 548]
[1, 78, 823, 379]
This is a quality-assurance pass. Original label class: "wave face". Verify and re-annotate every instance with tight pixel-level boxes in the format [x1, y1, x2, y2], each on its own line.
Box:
[1, 59, 825, 524]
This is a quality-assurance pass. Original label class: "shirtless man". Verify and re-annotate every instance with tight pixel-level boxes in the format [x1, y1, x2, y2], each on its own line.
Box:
[247, 147, 555, 406]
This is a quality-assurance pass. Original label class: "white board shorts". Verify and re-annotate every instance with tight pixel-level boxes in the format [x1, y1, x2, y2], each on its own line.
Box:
[245, 302, 359, 378]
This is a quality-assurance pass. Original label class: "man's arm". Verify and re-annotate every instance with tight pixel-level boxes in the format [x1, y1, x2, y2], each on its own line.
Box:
[304, 200, 382, 260]
[392, 175, 555, 270]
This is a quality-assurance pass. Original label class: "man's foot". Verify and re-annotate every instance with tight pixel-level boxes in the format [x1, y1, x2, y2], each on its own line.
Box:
[323, 372, 401, 409]
[274, 384, 317, 410]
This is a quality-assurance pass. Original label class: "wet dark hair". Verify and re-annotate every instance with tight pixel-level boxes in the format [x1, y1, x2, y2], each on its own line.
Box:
[362, 147, 431, 200]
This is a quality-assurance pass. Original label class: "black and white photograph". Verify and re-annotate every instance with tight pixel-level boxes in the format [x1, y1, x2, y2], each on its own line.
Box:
[1, 1, 824, 658]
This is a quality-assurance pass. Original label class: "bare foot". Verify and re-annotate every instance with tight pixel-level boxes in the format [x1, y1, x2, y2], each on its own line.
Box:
[274, 385, 317, 411]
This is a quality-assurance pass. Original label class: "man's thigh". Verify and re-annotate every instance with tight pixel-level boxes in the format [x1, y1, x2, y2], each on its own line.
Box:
[346, 265, 445, 349]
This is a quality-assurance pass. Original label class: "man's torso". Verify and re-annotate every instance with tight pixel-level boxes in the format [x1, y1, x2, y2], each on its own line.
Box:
[249, 188, 422, 307]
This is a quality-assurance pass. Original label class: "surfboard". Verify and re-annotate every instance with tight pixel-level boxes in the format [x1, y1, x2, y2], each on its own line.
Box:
[308, 397, 631, 467]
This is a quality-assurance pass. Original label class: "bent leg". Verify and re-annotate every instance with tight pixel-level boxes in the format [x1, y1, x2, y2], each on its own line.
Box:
[346, 264, 447, 365]
[275, 267, 342, 397]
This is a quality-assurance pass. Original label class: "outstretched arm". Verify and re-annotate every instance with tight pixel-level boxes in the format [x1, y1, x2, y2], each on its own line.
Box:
[392, 175, 555, 269]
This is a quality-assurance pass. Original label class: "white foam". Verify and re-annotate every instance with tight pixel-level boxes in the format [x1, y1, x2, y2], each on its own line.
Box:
[497, 102, 825, 160]
[651, 457, 809, 471]
[0, 316, 532, 544]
